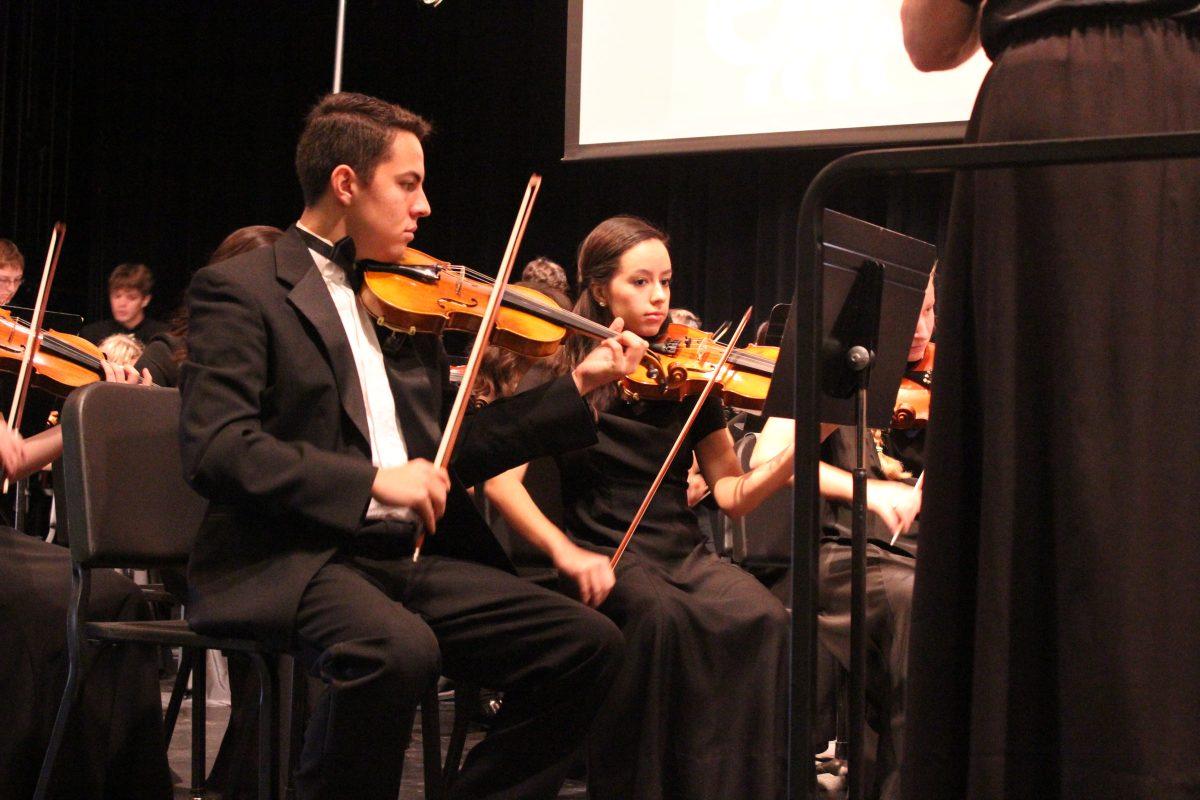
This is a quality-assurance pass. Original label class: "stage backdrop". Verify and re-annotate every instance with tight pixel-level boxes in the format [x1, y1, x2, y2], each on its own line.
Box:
[1, 0, 957, 340]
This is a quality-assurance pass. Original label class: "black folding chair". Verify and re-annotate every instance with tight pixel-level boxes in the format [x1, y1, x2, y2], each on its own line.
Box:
[34, 383, 284, 800]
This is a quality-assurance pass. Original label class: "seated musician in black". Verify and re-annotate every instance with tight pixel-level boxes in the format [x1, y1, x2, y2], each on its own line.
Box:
[754, 273, 935, 800]
[178, 92, 647, 800]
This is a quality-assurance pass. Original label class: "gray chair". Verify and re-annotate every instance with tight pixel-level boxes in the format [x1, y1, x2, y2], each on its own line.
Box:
[727, 431, 793, 568]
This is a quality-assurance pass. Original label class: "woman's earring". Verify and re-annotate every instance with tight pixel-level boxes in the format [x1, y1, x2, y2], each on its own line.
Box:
[597, 299, 606, 308]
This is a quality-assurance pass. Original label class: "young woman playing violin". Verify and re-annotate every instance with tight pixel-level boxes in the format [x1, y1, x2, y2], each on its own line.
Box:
[486, 215, 794, 800]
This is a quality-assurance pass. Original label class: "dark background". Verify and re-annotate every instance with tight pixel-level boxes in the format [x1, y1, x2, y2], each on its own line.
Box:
[1, 0, 952, 335]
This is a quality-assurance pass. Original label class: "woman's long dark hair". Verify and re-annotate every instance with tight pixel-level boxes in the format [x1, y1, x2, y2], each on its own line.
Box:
[169, 225, 283, 363]
[471, 280, 572, 405]
[554, 215, 669, 412]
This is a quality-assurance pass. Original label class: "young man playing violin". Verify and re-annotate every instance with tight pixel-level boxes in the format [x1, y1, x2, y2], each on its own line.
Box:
[179, 92, 647, 800]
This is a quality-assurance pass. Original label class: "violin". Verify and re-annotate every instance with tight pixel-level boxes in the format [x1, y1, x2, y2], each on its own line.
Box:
[0, 307, 105, 397]
[359, 247, 637, 356]
[891, 342, 934, 429]
[620, 322, 778, 410]
[358, 247, 671, 391]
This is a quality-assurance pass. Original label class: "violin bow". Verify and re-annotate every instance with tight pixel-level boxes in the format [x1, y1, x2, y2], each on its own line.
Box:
[412, 174, 542, 561]
[3, 222, 66, 493]
[610, 306, 753, 570]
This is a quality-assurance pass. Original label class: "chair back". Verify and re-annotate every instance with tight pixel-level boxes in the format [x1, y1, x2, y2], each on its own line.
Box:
[60, 382, 207, 568]
[728, 432, 793, 565]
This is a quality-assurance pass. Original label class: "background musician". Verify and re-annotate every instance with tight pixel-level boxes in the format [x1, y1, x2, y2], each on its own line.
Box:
[754, 272, 936, 800]
[0, 239, 24, 306]
[79, 263, 168, 346]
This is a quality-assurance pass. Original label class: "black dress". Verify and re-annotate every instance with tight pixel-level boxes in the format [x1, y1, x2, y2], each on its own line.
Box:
[551, 385, 789, 800]
[906, 6, 1200, 799]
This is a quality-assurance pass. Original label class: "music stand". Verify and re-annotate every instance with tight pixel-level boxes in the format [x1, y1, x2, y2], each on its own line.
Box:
[2, 305, 86, 335]
[764, 209, 935, 799]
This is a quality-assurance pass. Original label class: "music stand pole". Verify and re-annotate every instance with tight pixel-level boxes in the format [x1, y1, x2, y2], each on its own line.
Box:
[847, 343, 874, 800]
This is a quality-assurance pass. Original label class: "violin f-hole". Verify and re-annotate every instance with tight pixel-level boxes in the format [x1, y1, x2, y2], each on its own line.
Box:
[436, 296, 479, 311]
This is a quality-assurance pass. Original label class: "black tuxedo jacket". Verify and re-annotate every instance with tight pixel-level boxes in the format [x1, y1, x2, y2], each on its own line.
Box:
[179, 226, 596, 645]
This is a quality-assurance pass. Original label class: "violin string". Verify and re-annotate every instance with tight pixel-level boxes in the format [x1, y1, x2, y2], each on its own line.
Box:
[12, 316, 103, 371]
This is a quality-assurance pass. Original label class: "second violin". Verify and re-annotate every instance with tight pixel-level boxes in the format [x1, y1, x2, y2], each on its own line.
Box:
[620, 322, 777, 410]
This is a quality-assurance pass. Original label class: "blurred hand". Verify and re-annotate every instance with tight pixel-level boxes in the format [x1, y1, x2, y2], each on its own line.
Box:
[572, 317, 648, 395]
[553, 542, 616, 608]
[101, 360, 154, 386]
[866, 478, 921, 539]
[371, 459, 450, 534]
[0, 424, 26, 482]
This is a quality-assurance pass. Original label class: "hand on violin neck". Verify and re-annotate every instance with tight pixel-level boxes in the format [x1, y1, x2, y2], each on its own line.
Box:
[571, 317, 648, 396]
[100, 360, 153, 386]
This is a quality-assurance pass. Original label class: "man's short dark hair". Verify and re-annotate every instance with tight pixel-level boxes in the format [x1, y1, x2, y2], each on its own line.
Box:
[295, 92, 433, 207]
[108, 262, 154, 295]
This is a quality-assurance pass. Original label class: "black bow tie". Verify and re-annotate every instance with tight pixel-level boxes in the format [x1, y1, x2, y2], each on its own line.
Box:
[297, 227, 357, 276]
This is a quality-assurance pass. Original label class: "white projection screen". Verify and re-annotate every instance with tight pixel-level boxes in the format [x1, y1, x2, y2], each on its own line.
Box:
[565, 0, 992, 159]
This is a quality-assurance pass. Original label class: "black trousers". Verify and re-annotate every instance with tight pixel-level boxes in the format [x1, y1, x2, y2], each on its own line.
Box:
[290, 549, 624, 800]
[817, 539, 914, 800]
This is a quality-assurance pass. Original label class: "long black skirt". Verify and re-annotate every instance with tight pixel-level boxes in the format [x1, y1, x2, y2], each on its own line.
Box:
[905, 18, 1200, 800]
[587, 544, 789, 800]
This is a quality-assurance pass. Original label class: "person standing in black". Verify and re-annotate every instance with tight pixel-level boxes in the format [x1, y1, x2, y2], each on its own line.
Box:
[487, 216, 795, 800]
[179, 92, 647, 800]
[901, 4, 1200, 798]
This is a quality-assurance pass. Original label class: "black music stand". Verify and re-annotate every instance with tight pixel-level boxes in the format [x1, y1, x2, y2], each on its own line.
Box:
[764, 208, 934, 800]
[2, 305, 86, 334]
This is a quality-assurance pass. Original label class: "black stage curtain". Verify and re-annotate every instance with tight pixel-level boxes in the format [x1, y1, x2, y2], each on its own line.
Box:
[2, 0, 950, 344]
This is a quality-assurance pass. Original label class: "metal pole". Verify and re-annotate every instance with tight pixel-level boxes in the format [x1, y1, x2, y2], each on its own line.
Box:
[332, 0, 347, 93]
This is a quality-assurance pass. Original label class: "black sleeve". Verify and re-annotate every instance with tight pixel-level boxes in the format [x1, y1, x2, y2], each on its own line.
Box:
[133, 338, 180, 388]
[452, 372, 597, 487]
[690, 392, 728, 446]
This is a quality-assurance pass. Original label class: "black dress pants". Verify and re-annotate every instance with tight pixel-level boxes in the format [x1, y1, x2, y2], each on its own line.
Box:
[817, 538, 914, 800]
[291, 551, 624, 800]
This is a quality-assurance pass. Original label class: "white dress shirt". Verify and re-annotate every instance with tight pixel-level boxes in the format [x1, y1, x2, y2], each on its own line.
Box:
[298, 223, 413, 521]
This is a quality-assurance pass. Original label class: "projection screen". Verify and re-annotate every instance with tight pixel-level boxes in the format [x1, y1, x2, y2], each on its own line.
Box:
[565, 0, 992, 160]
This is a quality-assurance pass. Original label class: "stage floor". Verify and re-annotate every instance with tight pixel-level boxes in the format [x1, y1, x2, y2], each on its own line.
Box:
[165, 682, 588, 799]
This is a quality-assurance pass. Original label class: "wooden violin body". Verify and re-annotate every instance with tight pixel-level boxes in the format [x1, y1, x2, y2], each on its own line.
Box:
[0, 308, 104, 398]
[359, 247, 615, 358]
[891, 342, 934, 429]
[622, 323, 777, 410]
